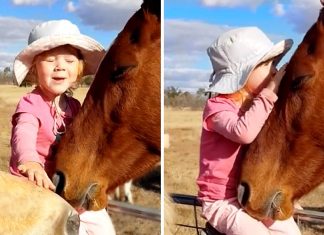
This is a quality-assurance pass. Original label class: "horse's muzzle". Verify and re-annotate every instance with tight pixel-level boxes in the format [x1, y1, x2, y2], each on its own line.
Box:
[66, 211, 80, 235]
[53, 171, 66, 196]
[238, 182, 285, 220]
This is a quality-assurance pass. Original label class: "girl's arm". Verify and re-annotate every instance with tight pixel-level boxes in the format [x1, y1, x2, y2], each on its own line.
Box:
[11, 113, 41, 164]
[206, 63, 287, 144]
[206, 89, 277, 144]
[11, 113, 55, 190]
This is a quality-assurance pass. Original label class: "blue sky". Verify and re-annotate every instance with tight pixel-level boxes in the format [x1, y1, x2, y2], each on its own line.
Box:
[0, 0, 143, 71]
[1, 0, 323, 93]
[164, 0, 323, 92]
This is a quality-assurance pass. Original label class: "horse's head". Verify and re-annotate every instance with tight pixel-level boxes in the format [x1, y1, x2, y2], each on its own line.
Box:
[239, 2, 324, 221]
[54, 0, 161, 211]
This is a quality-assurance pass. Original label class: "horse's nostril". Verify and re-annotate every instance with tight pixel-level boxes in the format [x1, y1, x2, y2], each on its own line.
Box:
[52, 171, 65, 195]
[238, 182, 250, 206]
[81, 183, 99, 210]
[66, 211, 80, 235]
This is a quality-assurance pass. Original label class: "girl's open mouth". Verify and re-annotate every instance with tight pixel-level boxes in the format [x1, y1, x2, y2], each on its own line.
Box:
[52, 77, 65, 81]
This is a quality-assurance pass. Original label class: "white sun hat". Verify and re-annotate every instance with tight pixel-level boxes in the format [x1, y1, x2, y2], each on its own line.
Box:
[14, 19, 106, 86]
[207, 27, 293, 94]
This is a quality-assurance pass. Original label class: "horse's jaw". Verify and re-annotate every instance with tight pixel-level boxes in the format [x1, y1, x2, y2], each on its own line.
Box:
[238, 183, 294, 221]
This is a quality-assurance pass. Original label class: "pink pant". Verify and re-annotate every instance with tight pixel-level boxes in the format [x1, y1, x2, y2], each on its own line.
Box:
[202, 198, 301, 235]
[79, 209, 116, 235]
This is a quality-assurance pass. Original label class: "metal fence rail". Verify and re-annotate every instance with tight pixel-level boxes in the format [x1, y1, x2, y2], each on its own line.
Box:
[107, 200, 161, 222]
[294, 209, 324, 225]
[170, 193, 324, 226]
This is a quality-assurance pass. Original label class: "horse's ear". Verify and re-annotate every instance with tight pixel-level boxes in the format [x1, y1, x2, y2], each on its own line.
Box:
[141, 0, 160, 20]
[319, 7, 324, 28]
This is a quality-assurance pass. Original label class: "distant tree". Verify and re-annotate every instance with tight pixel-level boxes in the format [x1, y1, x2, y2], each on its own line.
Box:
[20, 80, 33, 87]
[81, 75, 94, 87]
[164, 87, 207, 110]
[0, 67, 14, 85]
[196, 88, 206, 96]
[4, 67, 10, 73]
[164, 86, 182, 98]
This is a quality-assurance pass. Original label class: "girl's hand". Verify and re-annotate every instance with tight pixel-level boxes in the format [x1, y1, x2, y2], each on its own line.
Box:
[18, 161, 56, 191]
[267, 63, 288, 94]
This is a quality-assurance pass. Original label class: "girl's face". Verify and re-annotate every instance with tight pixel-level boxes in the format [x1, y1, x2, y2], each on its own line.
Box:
[35, 45, 81, 100]
[246, 60, 277, 95]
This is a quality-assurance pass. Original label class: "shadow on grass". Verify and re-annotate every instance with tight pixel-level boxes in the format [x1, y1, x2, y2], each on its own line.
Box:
[134, 165, 161, 193]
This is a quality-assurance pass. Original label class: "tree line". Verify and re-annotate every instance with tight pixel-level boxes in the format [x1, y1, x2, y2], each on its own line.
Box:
[1, 67, 209, 110]
[164, 86, 209, 110]
[0, 67, 13, 85]
[0, 67, 95, 87]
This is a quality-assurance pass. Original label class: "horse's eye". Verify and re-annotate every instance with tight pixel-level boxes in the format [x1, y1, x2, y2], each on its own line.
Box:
[130, 28, 140, 44]
[291, 75, 311, 91]
[112, 66, 130, 79]
[112, 65, 136, 80]
[307, 43, 316, 55]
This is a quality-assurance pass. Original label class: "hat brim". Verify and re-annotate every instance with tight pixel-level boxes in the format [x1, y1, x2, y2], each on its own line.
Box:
[258, 38, 293, 66]
[207, 38, 293, 94]
[14, 34, 105, 86]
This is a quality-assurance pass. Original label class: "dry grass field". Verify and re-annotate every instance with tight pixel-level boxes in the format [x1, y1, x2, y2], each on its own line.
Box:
[0, 85, 160, 235]
[165, 107, 324, 235]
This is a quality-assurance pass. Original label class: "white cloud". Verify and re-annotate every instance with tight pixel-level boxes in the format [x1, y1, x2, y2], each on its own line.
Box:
[201, 0, 264, 8]
[11, 0, 143, 31]
[165, 0, 324, 91]
[0, 17, 41, 70]
[0, 1, 145, 71]
[201, 0, 322, 34]
[164, 68, 210, 92]
[0, 53, 15, 70]
[0, 17, 40, 44]
[272, 1, 285, 16]
[164, 19, 296, 91]
[165, 20, 230, 65]
[72, 0, 142, 31]
[66, 1, 76, 12]
[281, 0, 322, 33]
[11, 0, 55, 5]
[164, 19, 231, 91]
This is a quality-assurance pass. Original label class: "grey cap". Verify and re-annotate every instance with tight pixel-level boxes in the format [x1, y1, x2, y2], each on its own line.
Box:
[207, 27, 293, 94]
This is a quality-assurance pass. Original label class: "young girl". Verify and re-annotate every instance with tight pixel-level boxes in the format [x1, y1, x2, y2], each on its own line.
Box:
[197, 27, 301, 235]
[9, 19, 115, 235]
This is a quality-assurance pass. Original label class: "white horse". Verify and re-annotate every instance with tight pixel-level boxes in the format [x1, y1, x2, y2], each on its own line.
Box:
[113, 180, 133, 204]
[0, 171, 79, 235]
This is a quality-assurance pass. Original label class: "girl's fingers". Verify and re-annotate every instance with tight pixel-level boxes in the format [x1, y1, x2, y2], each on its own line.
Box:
[48, 180, 56, 191]
[279, 63, 288, 70]
[27, 170, 35, 182]
[44, 175, 56, 191]
[17, 164, 55, 191]
[17, 164, 26, 174]
[34, 171, 44, 187]
[277, 64, 288, 76]
[43, 179, 50, 190]
[49, 182, 56, 191]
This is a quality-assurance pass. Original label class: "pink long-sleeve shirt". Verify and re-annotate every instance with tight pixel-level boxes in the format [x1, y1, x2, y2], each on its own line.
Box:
[9, 87, 80, 177]
[197, 88, 277, 201]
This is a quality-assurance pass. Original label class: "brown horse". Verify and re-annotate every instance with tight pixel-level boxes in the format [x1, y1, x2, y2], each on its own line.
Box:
[239, 1, 324, 221]
[0, 171, 79, 234]
[53, 0, 160, 211]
